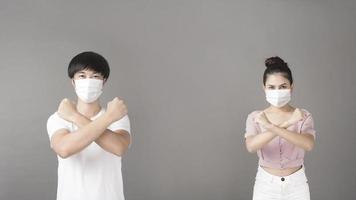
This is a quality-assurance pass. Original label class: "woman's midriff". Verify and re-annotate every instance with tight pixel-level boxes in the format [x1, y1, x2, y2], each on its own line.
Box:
[261, 165, 302, 177]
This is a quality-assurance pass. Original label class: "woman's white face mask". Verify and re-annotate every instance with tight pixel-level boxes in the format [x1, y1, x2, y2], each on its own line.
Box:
[265, 89, 291, 108]
[74, 79, 103, 103]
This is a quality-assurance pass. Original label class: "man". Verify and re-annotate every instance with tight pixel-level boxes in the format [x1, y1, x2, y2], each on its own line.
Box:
[47, 51, 131, 200]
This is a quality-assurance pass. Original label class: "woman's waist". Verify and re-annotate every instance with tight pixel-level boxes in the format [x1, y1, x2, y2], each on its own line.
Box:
[260, 165, 302, 177]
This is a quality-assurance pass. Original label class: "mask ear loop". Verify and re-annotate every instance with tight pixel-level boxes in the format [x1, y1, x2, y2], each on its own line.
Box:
[72, 79, 76, 88]
[101, 79, 106, 91]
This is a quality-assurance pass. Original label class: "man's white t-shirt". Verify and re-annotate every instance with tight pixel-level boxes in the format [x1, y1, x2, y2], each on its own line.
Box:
[46, 108, 130, 200]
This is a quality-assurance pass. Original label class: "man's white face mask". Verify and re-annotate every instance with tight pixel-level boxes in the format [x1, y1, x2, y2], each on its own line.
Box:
[265, 89, 291, 108]
[74, 79, 103, 103]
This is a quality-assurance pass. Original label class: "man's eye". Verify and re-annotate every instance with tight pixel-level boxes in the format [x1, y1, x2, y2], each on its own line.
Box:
[93, 75, 103, 79]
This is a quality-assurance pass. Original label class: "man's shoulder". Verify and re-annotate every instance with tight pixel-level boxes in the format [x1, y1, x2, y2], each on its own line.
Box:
[47, 112, 71, 125]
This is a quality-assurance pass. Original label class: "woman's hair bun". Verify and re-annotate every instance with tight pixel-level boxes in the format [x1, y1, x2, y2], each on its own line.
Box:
[265, 56, 287, 68]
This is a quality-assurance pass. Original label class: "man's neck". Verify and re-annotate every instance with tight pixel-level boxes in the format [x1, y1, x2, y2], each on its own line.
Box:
[76, 99, 102, 119]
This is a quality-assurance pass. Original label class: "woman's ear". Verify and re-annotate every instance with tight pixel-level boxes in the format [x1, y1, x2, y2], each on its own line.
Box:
[71, 79, 75, 87]
[103, 78, 107, 85]
[290, 84, 294, 92]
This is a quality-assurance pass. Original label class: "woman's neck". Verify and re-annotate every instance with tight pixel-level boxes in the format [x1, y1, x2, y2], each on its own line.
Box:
[267, 104, 295, 113]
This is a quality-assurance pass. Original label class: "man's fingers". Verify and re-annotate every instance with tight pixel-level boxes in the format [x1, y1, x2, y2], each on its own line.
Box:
[113, 97, 124, 101]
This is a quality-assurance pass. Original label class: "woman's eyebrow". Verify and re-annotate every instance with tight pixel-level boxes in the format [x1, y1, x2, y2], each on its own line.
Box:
[279, 83, 288, 86]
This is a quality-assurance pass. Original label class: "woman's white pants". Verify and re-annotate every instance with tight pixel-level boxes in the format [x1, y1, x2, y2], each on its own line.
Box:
[253, 166, 310, 200]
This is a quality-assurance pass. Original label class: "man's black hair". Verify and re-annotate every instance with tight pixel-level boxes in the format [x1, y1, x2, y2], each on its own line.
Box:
[68, 51, 110, 79]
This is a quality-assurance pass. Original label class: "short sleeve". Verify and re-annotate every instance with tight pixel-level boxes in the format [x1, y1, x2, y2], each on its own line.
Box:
[108, 115, 131, 134]
[245, 112, 259, 138]
[46, 112, 71, 140]
[300, 114, 316, 139]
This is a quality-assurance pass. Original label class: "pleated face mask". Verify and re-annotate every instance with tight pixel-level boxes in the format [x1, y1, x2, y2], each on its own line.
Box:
[74, 79, 103, 103]
[265, 89, 291, 108]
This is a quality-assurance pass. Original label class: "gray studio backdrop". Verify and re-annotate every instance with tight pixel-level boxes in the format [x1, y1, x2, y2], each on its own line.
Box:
[1, 1, 356, 200]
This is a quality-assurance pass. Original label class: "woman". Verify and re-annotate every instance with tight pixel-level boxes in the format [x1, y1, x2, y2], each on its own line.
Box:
[245, 56, 316, 200]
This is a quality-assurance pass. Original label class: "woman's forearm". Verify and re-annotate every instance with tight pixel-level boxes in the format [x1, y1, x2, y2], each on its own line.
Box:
[267, 125, 315, 151]
[245, 131, 277, 153]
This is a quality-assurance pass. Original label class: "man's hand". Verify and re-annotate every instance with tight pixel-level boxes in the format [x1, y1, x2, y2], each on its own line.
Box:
[105, 97, 128, 123]
[58, 98, 78, 122]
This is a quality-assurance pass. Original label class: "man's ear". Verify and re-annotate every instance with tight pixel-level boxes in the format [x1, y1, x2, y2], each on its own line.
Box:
[103, 78, 107, 85]
[71, 79, 75, 87]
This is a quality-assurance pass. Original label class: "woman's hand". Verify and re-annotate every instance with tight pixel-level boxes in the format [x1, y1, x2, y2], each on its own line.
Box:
[255, 111, 277, 130]
[255, 112, 271, 127]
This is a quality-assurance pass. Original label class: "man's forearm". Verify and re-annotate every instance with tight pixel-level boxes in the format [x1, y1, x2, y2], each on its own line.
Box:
[58, 113, 113, 157]
[71, 113, 130, 156]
